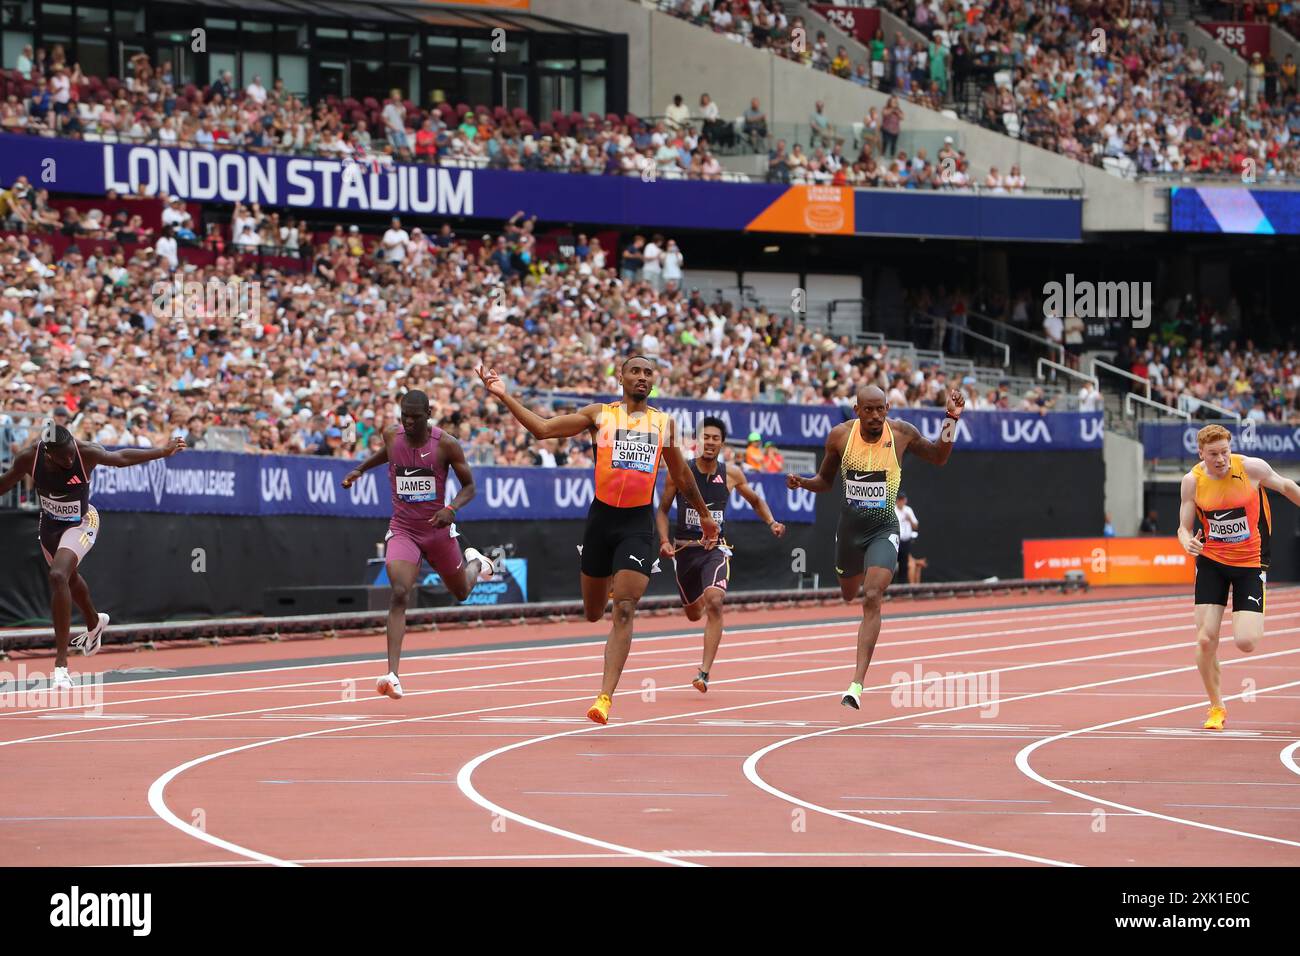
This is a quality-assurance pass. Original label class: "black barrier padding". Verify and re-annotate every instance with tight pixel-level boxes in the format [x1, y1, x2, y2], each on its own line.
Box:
[0, 451, 1103, 624]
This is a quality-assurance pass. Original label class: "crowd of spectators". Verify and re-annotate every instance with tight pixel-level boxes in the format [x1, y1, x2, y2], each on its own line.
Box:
[1, 207, 1017, 465]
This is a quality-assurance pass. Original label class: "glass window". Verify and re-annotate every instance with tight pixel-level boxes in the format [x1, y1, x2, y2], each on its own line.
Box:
[209, 51, 238, 87]
[113, 2, 144, 37]
[426, 65, 458, 108]
[78, 36, 109, 78]
[242, 52, 273, 91]
[277, 24, 305, 54]
[388, 31, 416, 61]
[425, 34, 457, 67]
[580, 74, 604, 118]
[351, 60, 386, 102]
[3, 32, 33, 72]
[462, 67, 492, 111]
[581, 59, 605, 73]
[391, 63, 419, 104]
[461, 36, 493, 68]
[78, 4, 110, 34]
[40, 3, 75, 35]
[278, 55, 308, 98]
[319, 60, 347, 98]
[314, 27, 351, 57]
[202, 17, 241, 49]
[496, 35, 527, 68]
[537, 58, 577, 71]
[1, 1, 30, 30]
[351, 29, 385, 60]
[241, 20, 275, 54]
[502, 73, 527, 113]
[539, 74, 573, 119]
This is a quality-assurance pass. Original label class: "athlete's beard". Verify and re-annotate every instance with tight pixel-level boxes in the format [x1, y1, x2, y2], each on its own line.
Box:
[862, 422, 884, 440]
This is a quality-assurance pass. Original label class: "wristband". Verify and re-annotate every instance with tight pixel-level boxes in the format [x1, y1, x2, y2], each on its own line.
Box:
[446, 505, 457, 516]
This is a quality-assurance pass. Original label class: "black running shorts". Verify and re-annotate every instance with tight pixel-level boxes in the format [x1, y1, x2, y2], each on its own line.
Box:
[673, 543, 730, 605]
[1194, 555, 1266, 613]
[580, 499, 656, 578]
[835, 509, 899, 579]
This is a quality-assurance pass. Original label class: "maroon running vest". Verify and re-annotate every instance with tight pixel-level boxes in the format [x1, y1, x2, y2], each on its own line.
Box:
[387, 427, 447, 527]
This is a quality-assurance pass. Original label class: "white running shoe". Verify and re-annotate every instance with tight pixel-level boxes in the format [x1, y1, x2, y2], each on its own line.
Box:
[52, 666, 74, 691]
[71, 612, 109, 657]
[463, 547, 495, 582]
[376, 672, 404, 700]
[841, 681, 863, 710]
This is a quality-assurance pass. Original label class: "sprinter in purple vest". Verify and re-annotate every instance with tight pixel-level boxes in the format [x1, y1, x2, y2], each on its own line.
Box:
[343, 389, 492, 700]
[0, 423, 186, 689]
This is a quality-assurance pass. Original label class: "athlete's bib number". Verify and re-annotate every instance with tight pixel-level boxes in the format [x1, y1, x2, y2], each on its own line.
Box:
[844, 470, 887, 508]
[395, 469, 438, 503]
[612, 428, 658, 473]
[1206, 507, 1250, 543]
[685, 507, 725, 529]
[40, 495, 82, 521]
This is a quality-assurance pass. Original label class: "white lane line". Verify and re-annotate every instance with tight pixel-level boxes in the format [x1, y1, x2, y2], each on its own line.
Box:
[106, 850, 996, 867]
[839, 796, 1050, 804]
[454, 635, 1236, 871]
[1015, 677, 1300, 850]
[100, 610, 1300, 868]
[0, 591, 1227, 720]
[1166, 803, 1300, 811]
[1055, 779, 1300, 786]
[743, 646, 1300, 865]
[521, 791, 729, 798]
[1281, 741, 1300, 778]
[7, 603, 1245, 752]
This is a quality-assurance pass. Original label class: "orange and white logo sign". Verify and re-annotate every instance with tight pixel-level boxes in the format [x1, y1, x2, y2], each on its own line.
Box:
[1023, 537, 1194, 586]
[746, 185, 855, 235]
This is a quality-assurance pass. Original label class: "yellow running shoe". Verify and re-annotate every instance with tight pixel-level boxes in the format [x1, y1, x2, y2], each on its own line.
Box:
[1203, 705, 1227, 731]
[587, 694, 612, 725]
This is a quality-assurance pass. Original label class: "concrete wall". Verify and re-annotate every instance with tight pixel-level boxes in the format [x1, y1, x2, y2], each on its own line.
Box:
[1104, 431, 1145, 536]
[1271, 25, 1300, 69]
[533, 0, 1156, 232]
[1191, 24, 1250, 89]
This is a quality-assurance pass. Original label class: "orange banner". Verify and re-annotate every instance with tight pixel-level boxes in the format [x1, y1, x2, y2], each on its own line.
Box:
[745, 184, 855, 235]
[1022, 537, 1195, 586]
[419, 0, 531, 8]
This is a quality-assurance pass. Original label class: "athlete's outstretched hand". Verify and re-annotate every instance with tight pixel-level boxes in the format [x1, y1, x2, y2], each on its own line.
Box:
[475, 365, 507, 399]
[1182, 528, 1204, 557]
[945, 389, 966, 418]
[342, 469, 362, 489]
[786, 473, 806, 490]
[430, 507, 456, 529]
[700, 516, 720, 550]
[163, 437, 187, 456]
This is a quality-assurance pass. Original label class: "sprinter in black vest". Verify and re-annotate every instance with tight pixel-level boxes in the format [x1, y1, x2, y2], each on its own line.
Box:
[0, 423, 185, 689]
[656, 416, 785, 692]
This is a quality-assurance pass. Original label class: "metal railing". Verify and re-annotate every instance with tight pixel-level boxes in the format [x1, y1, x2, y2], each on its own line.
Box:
[966, 309, 1065, 365]
[1180, 396, 1241, 424]
[1090, 358, 1151, 400]
[1125, 393, 1189, 421]
[957, 326, 1011, 367]
[1037, 357, 1099, 389]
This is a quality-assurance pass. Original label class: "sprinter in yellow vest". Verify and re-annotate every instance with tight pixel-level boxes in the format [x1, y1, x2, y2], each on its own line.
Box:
[1179, 423, 1300, 730]
[787, 384, 965, 709]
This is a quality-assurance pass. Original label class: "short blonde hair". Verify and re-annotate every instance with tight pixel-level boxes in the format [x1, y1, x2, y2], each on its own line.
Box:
[1197, 424, 1232, 449]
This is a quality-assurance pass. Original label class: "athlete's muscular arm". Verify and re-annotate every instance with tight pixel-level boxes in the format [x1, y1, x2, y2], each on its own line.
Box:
[1243, 456, 1300, 507]
[0, 446, 36, 496]
[656, 473, 678, 558]
[82, 437, 186, 468]
[342, 426, 392, 487]
[1178, 471, 1205, 556]
[662, 420, 719, 547]
[894, 390, 965, 466]
[728, 463, 784, 537]
[435, 432, 476, 528]
[476, 365, 599, 439]
[786, 424, 845, 493]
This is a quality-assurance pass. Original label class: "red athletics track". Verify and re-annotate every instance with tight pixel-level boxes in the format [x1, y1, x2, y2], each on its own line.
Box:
[2, 586, 1299, 867]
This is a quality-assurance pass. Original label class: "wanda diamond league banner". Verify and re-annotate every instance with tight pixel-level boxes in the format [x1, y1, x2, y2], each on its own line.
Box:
[1023, 538, 1195, 586]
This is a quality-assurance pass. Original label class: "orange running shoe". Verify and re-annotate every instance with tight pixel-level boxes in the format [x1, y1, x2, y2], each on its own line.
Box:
[1203, 705, 1227, 731]
[587, 694, 612, 725]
